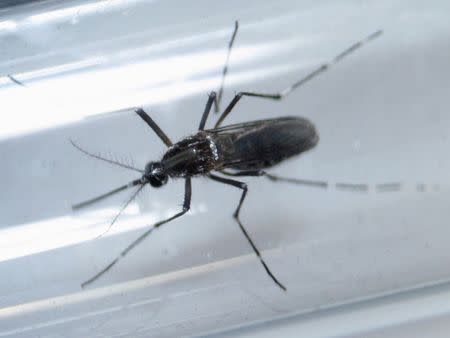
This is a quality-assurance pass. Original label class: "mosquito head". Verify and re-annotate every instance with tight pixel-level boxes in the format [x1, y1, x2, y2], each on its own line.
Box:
[143, 161, 168, 188]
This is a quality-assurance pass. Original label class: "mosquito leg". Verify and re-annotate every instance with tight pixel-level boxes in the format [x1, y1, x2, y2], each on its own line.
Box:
[219, 170, 328, 189]
[215, 92, 271, 128]
[73, 179, 143, 210]
[198, 91, 218, 130]
[215, 30, 382, 128]
[274, 172, 367, 191]
[219, 170, 265, 177]
[81, 178, 192, 288]
[135, 108, 173, 147]
[375, 182, 402, 192]
[265, 173, 405, 193]
[220, 170, 403, 193]
[7, 74, 25, 87]
[226, 172, 440, 193]
[208, 173, 286, 291]
[215, 21, 239, 113]
[265, 173, 371, 192]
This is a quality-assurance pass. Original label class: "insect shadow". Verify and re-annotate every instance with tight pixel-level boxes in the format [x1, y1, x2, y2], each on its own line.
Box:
[72, 21, 390, 291]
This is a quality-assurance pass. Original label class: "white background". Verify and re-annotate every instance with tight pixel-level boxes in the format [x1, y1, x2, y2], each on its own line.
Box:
[0, 0, 450, 337]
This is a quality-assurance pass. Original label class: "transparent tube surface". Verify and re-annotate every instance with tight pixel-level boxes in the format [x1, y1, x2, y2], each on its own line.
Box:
[0, 0, 450, 337]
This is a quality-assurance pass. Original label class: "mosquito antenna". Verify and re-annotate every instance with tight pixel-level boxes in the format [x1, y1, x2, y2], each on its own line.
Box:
[70, 139, 144, 173]
[72, 179, 142, 210]
[216, 20, 239, 113]
[279, 29, 383, 98]
[96, 184, 145, 239]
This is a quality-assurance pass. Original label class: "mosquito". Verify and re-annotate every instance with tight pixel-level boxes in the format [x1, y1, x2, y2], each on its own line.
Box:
[72, 21, 386, 291]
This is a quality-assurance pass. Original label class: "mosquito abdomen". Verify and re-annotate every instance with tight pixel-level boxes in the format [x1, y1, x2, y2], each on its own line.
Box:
[223, 116, 318, 170]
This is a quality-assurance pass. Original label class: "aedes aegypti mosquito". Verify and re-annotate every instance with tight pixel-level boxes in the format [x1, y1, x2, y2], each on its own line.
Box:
[72, 21, 386, 291]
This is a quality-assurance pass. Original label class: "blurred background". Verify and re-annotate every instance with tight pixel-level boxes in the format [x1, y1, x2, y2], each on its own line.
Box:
[0, 0, 450, 337]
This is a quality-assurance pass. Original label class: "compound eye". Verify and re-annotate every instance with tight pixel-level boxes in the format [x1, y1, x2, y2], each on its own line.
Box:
[149, 174, 167, 187]
[143, 162, 168, 187]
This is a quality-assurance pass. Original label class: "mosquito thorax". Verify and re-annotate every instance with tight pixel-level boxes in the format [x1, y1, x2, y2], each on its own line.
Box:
[143, 161, 168, 187]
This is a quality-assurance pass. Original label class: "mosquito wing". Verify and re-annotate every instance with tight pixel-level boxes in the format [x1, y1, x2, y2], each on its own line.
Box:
[209, 116, 319, 170]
